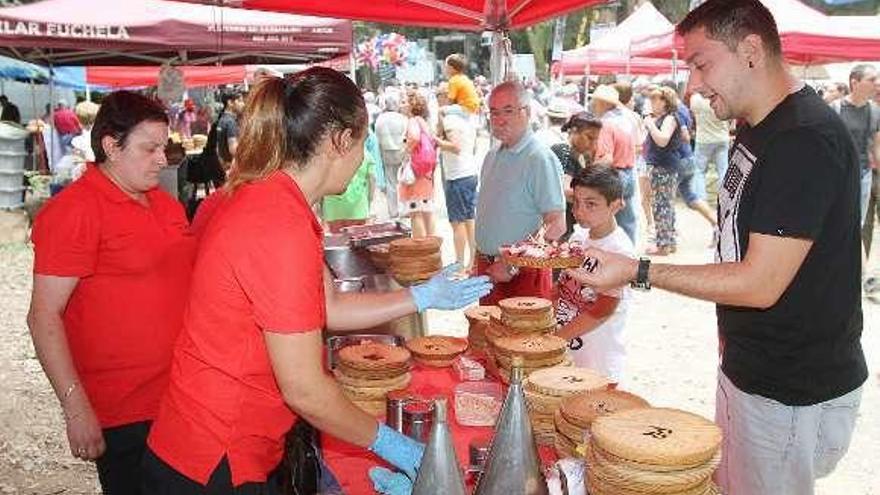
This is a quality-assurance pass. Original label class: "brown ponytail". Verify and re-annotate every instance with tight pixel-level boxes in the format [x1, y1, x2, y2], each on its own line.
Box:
[227, 78, 288, 190]
[227, 67, 367, 191]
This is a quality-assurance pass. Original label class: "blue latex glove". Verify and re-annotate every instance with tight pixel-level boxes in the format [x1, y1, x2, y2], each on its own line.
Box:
[369, 467, 413, 495]
[410, 264, 493, 312]
[368, 423, 424, 479]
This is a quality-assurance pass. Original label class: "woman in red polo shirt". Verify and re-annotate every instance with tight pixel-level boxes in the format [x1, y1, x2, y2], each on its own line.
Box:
[142, 69, 491, 494]
[27, 91, 196, 493]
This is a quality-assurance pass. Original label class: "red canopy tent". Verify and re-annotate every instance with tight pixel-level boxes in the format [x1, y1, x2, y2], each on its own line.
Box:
[554, 3, 676, 76]
[630, 0, 880, 65]
[170, 0, 610, 31]
[83, 65, 248, 88]
[0, 0, 352, 65]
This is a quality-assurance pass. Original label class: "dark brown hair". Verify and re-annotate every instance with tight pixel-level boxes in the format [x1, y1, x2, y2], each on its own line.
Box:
[561, 112, 602, 133]
[614, 82, 634, 106]
[676, 0, 782, 60]
[91, 91, 168, 164]
[229, 67, 367, 189]
[571, 165, 623, 203]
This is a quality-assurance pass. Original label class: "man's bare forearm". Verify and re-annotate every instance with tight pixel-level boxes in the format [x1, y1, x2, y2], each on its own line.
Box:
[648, 262, 772, 308]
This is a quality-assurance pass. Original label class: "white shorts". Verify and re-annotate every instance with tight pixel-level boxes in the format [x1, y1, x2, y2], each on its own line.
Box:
[714, 370, 862, 495]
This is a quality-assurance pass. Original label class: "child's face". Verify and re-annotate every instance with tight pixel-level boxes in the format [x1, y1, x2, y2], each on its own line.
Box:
[572, 186, 621, 230]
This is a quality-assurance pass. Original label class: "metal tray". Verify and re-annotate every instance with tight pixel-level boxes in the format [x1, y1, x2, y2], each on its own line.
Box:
[326, 333, 405, 369]
[344, 221, 411, 248]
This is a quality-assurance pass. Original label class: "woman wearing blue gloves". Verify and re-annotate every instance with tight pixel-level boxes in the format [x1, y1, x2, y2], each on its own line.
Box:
[141, 69, 492, 494]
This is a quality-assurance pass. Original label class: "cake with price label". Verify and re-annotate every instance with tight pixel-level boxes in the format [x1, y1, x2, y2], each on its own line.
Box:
[585, 407, 723, 495]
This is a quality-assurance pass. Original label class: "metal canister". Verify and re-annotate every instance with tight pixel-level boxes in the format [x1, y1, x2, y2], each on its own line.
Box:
[468, 434, 492, 471]
[402, 399, 433, 443]
[386, 390, 411, 433]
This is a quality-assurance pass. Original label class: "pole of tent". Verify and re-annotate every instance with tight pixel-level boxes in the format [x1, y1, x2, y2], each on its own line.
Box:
[626, 41, 632, 78]
[672, 48, 678, 85]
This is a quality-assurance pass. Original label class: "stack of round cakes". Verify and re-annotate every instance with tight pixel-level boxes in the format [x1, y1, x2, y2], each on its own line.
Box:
[334, 343, 412, 416]
[522, 367, 610, 445]
[497, 297, 557, 335]
[464, 305, 501, 350]
[388, 236, 442, 285]
[585, 408, 722, 495]
[366, 243, 392, 270]
[555, 389, 650, 459]
[491, 333, 570, 383]
[404, 335, 468, 367]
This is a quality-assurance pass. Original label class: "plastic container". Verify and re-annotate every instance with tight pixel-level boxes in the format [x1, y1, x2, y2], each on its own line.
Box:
[0, 170, 24, 189]
[453, 354, 486, 381]
[454, 381, 503, 427]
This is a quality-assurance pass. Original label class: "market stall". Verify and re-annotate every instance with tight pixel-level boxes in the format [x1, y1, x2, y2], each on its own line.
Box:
[0, 0, 352, 66]
[167, 0, 609, 31]
[630, 0, 880, 64]
[553, 3, 677, 77]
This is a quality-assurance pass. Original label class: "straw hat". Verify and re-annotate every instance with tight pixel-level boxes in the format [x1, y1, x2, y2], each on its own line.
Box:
[590, 85, 621, 107]
[546, 97, 572, 119]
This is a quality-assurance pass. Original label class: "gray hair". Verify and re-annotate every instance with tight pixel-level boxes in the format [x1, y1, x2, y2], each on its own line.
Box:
[491, 81, 530, 107]
[849, 64, 877, 90]
[384, 93, 400, 112]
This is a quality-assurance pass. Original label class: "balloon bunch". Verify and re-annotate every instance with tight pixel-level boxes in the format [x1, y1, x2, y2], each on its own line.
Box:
[357, 33, 409, 70]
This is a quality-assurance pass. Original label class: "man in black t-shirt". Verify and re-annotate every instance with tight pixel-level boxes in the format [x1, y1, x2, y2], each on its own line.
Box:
[565, 1, 866, 494]
[216, 91, 243, 169]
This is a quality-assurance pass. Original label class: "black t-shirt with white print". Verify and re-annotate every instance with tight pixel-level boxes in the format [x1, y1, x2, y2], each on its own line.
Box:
[716, 85, 867, 406]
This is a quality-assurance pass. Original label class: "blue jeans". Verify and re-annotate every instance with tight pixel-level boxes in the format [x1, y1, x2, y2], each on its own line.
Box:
[615, 167, 638, 245]
[676, 156, 703, 205]
[694, 140, 729, 201]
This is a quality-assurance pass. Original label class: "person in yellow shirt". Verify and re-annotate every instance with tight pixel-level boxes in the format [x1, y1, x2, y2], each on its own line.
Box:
[445, 54, 481, 115]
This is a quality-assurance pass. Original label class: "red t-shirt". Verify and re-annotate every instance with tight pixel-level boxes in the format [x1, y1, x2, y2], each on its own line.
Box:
[31, 165, 196, 428]
[148, 171, 326, 486]
[597, 120, 635, 170]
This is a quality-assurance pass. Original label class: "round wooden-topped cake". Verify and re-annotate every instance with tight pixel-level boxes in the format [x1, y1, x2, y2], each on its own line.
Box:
[389, 236, 442, 256]
[525, 367, 610, 397]
[464, 305, 502, 323]
[590, 408, 722, 468]
[498, 296, 553, 315]
[338, 343, 411, 372]
[405, 335, 468, 367]
[492, 334, 567, 360]
[560, 389, 650, 429]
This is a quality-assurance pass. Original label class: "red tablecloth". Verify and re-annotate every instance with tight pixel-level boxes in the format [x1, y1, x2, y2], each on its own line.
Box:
[322, 365, 492, 495]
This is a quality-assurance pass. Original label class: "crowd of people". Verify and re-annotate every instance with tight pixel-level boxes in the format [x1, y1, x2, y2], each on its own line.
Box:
[5, 0, 876, 493]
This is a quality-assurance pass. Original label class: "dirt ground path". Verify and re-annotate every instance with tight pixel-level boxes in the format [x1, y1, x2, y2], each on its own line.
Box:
[1, 203, 877, 494]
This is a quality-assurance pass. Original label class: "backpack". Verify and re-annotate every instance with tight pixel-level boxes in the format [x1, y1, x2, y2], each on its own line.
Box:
[410, 119, 437, 179]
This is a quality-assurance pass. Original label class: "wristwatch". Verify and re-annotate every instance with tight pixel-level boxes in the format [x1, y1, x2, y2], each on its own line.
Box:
[630, 257, 651, 291]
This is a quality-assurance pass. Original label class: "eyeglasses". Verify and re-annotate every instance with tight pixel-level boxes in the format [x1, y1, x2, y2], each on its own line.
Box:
[488, 105, 526, 118]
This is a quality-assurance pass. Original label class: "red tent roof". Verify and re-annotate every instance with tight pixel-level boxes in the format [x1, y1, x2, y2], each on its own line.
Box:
[631, 0, 880, 65]
[555, 3, 676, 76]
[171, 0, 610, 31]
[0, 0, 352, 65]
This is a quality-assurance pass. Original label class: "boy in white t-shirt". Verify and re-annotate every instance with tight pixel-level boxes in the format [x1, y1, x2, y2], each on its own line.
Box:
[555, 166, 636, 385]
